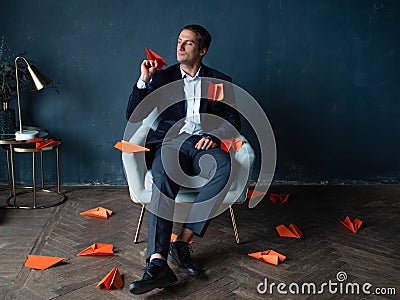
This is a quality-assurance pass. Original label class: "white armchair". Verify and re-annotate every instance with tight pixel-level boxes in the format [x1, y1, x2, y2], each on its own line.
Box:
[122, 109, 255, 244]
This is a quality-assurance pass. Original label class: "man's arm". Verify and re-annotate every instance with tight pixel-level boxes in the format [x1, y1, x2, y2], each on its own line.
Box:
[126, 59, 159, 121]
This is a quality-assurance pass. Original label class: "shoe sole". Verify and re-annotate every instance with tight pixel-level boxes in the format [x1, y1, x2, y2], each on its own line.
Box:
[168, 253, 202, 277]
[129, 278, 178, 295]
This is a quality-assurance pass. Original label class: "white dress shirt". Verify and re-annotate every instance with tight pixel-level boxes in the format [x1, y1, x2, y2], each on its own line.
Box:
[179, 67, 202, 135]
[136, 67, 203, 136]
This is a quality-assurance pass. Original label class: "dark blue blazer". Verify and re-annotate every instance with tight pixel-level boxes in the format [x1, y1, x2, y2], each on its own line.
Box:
[126, 63, 241, 160]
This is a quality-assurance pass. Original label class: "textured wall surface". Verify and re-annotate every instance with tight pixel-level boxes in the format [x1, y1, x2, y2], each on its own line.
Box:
[0, 0, 399, 184]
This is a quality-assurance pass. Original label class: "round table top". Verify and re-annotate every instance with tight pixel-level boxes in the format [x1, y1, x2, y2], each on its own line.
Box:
[0, 126, 49, 145]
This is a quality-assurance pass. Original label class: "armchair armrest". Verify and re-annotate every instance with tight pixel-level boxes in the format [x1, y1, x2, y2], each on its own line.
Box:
[122, 123, 150, 202]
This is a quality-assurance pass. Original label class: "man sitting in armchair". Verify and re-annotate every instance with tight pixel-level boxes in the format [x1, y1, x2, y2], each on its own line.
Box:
[126, 24, 241, 295]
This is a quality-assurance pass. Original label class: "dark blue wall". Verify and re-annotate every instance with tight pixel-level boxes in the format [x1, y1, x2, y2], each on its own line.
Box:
[0, 0, 399, 184]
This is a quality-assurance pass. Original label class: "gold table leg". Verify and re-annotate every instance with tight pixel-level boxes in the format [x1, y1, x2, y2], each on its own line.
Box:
[40, 150, 44, 190]
[9, 145, 17, 206]
[56, 147, 61, 193]
[32, 152, 36, 208]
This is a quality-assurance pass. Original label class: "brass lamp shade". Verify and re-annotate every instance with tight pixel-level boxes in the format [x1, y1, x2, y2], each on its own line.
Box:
[15, 56, 52, 140]
[27, 64, 52, 91]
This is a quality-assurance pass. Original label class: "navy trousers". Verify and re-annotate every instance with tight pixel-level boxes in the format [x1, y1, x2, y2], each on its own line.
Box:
[146, 134, 231, 260]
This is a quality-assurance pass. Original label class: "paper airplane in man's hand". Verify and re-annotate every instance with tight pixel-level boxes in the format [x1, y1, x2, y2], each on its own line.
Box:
[145, 47, 168, 69]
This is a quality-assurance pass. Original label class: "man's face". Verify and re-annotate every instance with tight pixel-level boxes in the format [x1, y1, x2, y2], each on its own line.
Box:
[176, 29, 206, 65]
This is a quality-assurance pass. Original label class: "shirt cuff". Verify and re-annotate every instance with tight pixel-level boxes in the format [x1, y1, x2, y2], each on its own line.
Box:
[136, 78, 148, 89]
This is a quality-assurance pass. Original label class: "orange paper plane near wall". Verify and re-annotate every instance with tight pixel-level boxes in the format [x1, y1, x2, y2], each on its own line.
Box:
[170, 233, 193, 244]
[246, 189, 267, 199]
[248, 250, 286, 266]
[270, 193, 289, 203]
[114, 140, 150, 154]
[80, 207, 112, 219]
[77, 243, 114, 256]
[276, 223, 303, 239]
[97, 267, 124, 290]
[25, 255, 66, 270]
[340, 216, 362, 233]
[36, 138, 61, 149]
[145, 47, 168, 70]
[221, 138, 242, 152]
[207, 82, 224, 101]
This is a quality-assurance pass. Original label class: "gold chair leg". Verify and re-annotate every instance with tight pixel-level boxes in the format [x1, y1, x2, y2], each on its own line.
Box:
[134, 205, 146, 244]
[230, 205, 240, 244]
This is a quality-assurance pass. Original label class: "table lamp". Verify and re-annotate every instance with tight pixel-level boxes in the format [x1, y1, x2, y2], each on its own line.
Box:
[14, 55, 51, 140]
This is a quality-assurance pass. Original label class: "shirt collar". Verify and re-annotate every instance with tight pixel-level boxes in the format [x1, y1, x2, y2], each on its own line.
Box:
[180, 66, 201, 79]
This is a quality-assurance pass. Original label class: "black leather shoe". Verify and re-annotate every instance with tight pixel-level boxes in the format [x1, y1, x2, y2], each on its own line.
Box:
[129, 261, 178, 295]
[168, 241, 203, 277]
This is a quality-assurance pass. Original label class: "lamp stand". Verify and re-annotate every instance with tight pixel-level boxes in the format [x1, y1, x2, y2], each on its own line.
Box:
[14, 56, 39, 141]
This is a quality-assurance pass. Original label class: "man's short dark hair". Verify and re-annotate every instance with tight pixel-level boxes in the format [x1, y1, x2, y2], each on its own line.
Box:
[183, 24, 212, 51]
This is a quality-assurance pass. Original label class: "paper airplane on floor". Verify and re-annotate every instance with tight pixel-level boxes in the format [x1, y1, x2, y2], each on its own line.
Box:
[145, 47, 168, 70]
[276, 223, 303, 239]
[77, 243, 114, 256]
[248, 250, 286, 266]
[246, 189, 267, 199]
[270, 193, 289, 203]
[207, 82, 224, 101]
[97, 267, 124, 290]
[114, 140, 149, 153]
[170, 233, 193, 244]
[340, 216, 362, 233]
[25, 255, 66, 270]
[221, 138, 242, 152]
[80, 207, 112, 219]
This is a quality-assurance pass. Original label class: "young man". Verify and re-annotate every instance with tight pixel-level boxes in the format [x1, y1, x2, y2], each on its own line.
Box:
[127, 24, 240, 295]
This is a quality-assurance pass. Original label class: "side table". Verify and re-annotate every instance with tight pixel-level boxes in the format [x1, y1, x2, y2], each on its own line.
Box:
[0, 126, 67, 209]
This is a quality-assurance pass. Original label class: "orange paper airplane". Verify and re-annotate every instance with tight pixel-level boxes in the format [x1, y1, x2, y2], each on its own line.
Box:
[207, 82, 224, 101]
[36, 138, 61, 149]
[145, 47, 168, 70]
[97, 267, 124, 290]
[170, 233, 193, 244]
[221, 138, 242, 152]
[248, 250, 286, 266]
[80, 207, 112, 219]
[77, 243, 114, 256]
[270, 193, 289, 203]
[114, 140, 150, 154]
[276, 223, 303, 239]
[25, 255, 66, 270]
[340, 216, 362, 233]
[246, 189, 267, 199]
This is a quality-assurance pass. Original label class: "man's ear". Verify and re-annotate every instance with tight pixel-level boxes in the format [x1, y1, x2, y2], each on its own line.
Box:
[200, 47, 207, 57]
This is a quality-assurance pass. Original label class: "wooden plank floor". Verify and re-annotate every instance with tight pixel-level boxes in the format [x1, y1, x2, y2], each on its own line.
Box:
[0, 185, 399, 299]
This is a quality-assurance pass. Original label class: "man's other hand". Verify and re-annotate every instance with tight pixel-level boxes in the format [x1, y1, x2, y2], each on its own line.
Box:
[195, 137, 217, 150]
